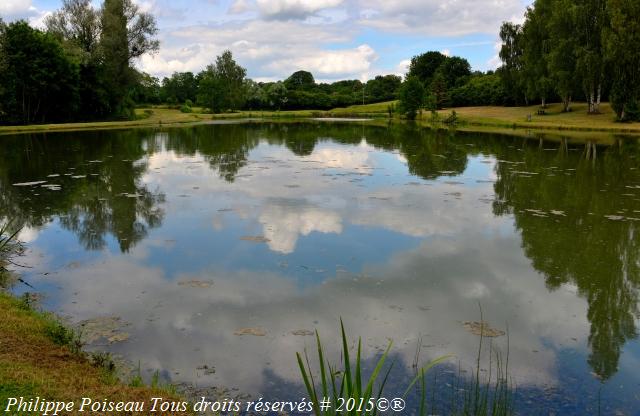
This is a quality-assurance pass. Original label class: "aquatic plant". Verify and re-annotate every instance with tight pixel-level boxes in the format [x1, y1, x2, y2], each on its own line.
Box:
[296, 319, 449, 416]
[0, 222, 21, 273]
[298, 314, 515, 416]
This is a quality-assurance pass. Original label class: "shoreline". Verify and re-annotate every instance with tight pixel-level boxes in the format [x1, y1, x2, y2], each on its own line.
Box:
[0, 291, 190, 415]
[0, 103, 638, 138]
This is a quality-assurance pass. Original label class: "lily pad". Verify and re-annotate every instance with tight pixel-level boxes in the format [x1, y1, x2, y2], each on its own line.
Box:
[291, 329, 314, 336]
[462, 321, 505, 337]
[234, 327, 267, 336]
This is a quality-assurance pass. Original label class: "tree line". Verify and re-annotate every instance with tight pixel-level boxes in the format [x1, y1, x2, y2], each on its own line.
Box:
[498, 0, 640, 121]
[2, 0, 638, 124]
[135, 65, 403, 113]
[0, 0, 158, 125]
[396, 51, 509, 119]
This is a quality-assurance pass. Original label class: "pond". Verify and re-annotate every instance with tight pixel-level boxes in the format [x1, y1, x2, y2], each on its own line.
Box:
[1, 121, 639, 415]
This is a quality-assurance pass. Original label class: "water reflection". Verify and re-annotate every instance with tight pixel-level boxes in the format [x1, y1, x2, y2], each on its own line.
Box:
[1, 123, 639, 414]
[492, 139, 640, 380]
[0, 130, 164, 252]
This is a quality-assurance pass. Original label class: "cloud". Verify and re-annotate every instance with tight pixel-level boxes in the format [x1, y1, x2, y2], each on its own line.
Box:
[256, 0, 344, 20]
[228, 0, 252, 14]
[0, 0, 41, 23]
[357, 0, 527, 36]
[259, 204, 342, 253]
[138, 19, 374, 80]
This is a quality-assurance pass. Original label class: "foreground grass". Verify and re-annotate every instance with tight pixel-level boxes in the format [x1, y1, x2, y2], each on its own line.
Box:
[0, 292, 188, 414]
[1, 102, 639, 136]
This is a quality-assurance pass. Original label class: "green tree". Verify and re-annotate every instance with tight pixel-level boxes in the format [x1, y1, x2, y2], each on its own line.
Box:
[398, 76, 425, 120]
[604, 0, 640, 121]
[366, 75, 402, 102]
[407, 51, 446, 87]
[99, 0, 158, 118]
[498, 21, 525, 105]
[284, 70, 315, 90]
[243, 79, 266, 110]
[45, 0, 101, 61]
[574, 0, 608, 113]
[521, 0, 554, 108]
[197, 50, 247, 112]
[430, 71, 449, 109]
[266, 82, 288, 110]
[0, 21, 79, 124]
[548, 0, 579, 112]
[439, 56, 472, 89]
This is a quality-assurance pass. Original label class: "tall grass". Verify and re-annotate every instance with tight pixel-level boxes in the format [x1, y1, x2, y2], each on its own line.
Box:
[296, 319, 449, 416]
[297, 318, 515, 416]
[0, 222, 22, 288]
[0, 222, 21, 266]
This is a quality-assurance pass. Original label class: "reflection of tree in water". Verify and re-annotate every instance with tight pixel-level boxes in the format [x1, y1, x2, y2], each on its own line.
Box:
[165, 125, 260, 182]
[0, 130, 165, 252]
[491, 138, 640, 380]
[165, 122, 469, 181]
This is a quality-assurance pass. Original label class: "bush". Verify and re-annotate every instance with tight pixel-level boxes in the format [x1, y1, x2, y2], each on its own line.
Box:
[180, 104, 192, 113]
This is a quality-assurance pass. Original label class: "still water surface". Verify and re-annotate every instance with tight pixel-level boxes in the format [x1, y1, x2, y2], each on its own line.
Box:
[1, 122, 639, 415]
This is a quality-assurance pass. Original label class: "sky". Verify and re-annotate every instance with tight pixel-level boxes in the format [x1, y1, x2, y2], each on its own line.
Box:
[2, 0, 531, 82]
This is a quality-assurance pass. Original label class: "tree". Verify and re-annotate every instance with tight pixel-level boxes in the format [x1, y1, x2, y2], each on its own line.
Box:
[407, 51, 446, 86]
[498, 21, 525, 105]
[398, 76, 425, 120]
[100, 0, 131, 117]
[197, 50, 247, 112]
[45, 0, 101, 61]
[604, 0, 640, 121]
[548, 0, 579, 112]
[160, 72, 198, 104]
[366, 75, 402, 102]
[266, 82, 288, 110]
[574, 0, 608, 113]
[284, 70, 315, 90]
[439, 56, 472, 89]
[521, 0, 554, 108]
[430, 71, 449, 109]
[244, 80, 266, 110]
[99, 0, 158, 118]
[0, 21, 79, 124]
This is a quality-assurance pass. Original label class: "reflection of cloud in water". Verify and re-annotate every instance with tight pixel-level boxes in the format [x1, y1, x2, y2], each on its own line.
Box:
[51, 229, 589, 395]
[259, 203, 342, 253]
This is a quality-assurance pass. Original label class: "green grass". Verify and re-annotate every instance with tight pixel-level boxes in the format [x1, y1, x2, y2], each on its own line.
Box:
[0, 291, 190, 414]
[2, 101, 639, 136]
[297, 319, 449, 416]
[298, 318, 515, 416]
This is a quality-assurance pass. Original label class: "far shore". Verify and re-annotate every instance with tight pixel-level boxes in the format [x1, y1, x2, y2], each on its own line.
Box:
[1, 102, 639, 137]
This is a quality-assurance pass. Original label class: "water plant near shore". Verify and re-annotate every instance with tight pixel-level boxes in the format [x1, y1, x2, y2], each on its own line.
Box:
[297, 317, 514, 416]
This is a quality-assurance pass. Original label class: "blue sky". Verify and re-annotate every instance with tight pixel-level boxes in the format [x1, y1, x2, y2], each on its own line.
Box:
[2, 0, 531, 81]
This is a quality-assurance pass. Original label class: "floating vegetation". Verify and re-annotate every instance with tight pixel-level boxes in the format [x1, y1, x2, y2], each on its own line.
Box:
[291, 329, 315, 336]
[77, 316, 131, 344]
[13, 181, 47, 186]
[240, 235, 270, 243]
[234, 327, 267, 336]
[462, 321, 506, 338]
[177, 279, 214, 288]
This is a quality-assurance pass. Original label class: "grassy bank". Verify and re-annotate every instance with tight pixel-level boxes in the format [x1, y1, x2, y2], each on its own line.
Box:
[0, 102, 639, 136]
[0, 292, 188, 414]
